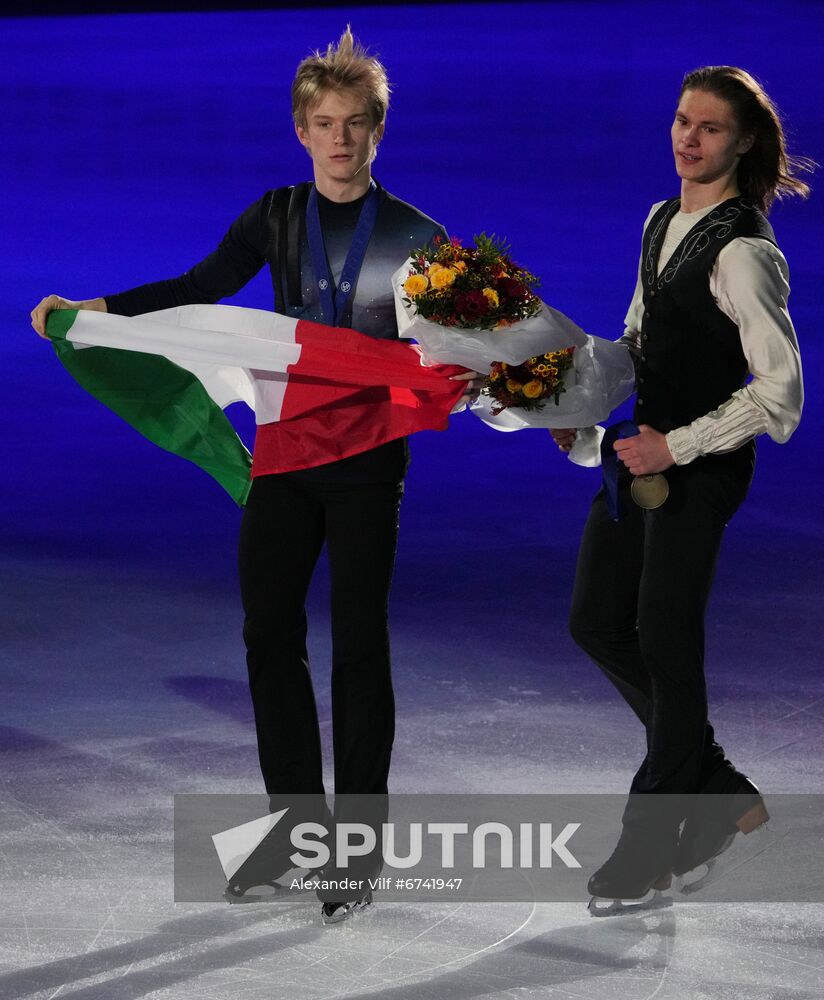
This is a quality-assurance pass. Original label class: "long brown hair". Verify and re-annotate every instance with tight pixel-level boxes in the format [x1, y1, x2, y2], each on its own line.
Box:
[681, 66, 814, 212]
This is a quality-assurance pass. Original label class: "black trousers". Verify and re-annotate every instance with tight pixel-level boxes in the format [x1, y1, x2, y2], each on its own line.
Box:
[569, 446, 755, 819]
[238, 473, 403, 796]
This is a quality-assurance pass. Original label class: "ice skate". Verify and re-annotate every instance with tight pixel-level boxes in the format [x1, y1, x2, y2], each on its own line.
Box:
[320, 891, 374, 925]
[674, 776, 769, 893]
[222, 824, 309, 902]
[224, 866, 310, 904]
[587, 827, 675, 917]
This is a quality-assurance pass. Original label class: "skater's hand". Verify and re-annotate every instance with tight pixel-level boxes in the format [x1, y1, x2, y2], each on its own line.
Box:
[550, 428, 577, 452]
[31, 295, 107, 339]
[449, 368, 485, 407]
[614, 424, 674, 475]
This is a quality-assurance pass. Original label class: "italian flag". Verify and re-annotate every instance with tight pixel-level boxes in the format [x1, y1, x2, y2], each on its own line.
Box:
[46, 304, 467, 506]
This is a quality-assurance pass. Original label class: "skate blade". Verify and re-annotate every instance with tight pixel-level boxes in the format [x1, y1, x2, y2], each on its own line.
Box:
[588, 888, 672, 917]
[675, 859, 717, 895]
[224, 882, 304, 904]
[224, 868, 312, 904]
[321, 895, 375, 926]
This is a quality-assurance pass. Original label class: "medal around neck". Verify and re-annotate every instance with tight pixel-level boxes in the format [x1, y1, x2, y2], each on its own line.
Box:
[306, 180, 379, 327]
[631, 473, 669, 510]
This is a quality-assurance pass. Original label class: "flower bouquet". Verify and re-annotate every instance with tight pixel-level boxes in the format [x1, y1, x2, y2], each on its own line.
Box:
[392, 234, 636, 464]
[484, 349, 576, 415]
[400, 233, 542, 332]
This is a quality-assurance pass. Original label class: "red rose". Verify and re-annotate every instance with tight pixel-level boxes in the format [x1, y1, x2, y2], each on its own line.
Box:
[456, 290, 489, 317]
[497, 277, 528, 300]
[508, 364, 531, 382]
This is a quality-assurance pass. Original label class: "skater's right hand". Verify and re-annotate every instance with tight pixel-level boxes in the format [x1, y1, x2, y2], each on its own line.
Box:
[31, 295, 107, 340]
[449, 368, 486, 409]
[550, 428, 577, 452]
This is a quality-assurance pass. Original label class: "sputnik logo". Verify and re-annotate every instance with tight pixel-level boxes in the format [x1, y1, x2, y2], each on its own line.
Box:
[212, 808, 289, 882]
[212, 810, 583, 876]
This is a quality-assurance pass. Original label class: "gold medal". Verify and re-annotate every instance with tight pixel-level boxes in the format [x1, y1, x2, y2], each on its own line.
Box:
[631, 473, 669, 510]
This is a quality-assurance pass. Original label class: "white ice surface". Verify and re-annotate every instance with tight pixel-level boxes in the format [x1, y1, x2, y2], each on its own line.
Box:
[2, 553, 823, 999]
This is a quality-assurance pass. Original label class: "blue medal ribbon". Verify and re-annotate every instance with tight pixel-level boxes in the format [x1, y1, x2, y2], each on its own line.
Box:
[306, 180, 379, 327]
[600, 420, 640, 521]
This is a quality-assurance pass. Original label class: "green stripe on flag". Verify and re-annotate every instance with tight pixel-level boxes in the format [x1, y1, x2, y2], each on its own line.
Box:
[46, 312, 252, 506]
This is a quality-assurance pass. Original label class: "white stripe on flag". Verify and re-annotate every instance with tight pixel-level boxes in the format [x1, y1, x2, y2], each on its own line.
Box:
[64, 304, 305, 422]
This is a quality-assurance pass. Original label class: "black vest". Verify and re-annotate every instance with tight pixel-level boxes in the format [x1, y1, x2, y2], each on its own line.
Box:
[635, 196, 775, 433]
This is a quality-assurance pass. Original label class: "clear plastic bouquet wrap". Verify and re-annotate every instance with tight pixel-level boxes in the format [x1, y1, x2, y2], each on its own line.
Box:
[392, 235, 635, 465]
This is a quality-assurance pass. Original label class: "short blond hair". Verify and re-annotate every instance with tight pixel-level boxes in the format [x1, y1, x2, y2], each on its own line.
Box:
[291, 27, 391, 128]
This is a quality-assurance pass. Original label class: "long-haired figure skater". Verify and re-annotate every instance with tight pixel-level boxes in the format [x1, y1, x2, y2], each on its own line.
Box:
[552, 66, 810, 909]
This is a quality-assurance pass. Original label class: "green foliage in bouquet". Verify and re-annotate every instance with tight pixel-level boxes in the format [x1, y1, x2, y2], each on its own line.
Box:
[402, 233, 542, 331]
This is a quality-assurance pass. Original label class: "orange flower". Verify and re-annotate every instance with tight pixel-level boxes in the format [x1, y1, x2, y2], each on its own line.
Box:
[522, 380, 544, 399]
[506, 378, 523, 393]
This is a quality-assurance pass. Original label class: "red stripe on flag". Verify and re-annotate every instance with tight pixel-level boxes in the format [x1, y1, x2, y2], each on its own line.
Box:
[251, 321, 467, 476]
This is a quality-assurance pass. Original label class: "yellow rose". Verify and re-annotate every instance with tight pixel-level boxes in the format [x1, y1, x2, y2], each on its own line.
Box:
[482, 288, 499, 308]
[453, 260, 468, 274]
[429, 266, 457, 290]
[506, 378, 523, 393]
[522, 380, 544, 399]
[403, 273, 429, 297]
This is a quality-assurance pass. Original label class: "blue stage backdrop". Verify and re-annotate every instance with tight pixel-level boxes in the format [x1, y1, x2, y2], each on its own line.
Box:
[2, 2, 822, 673]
